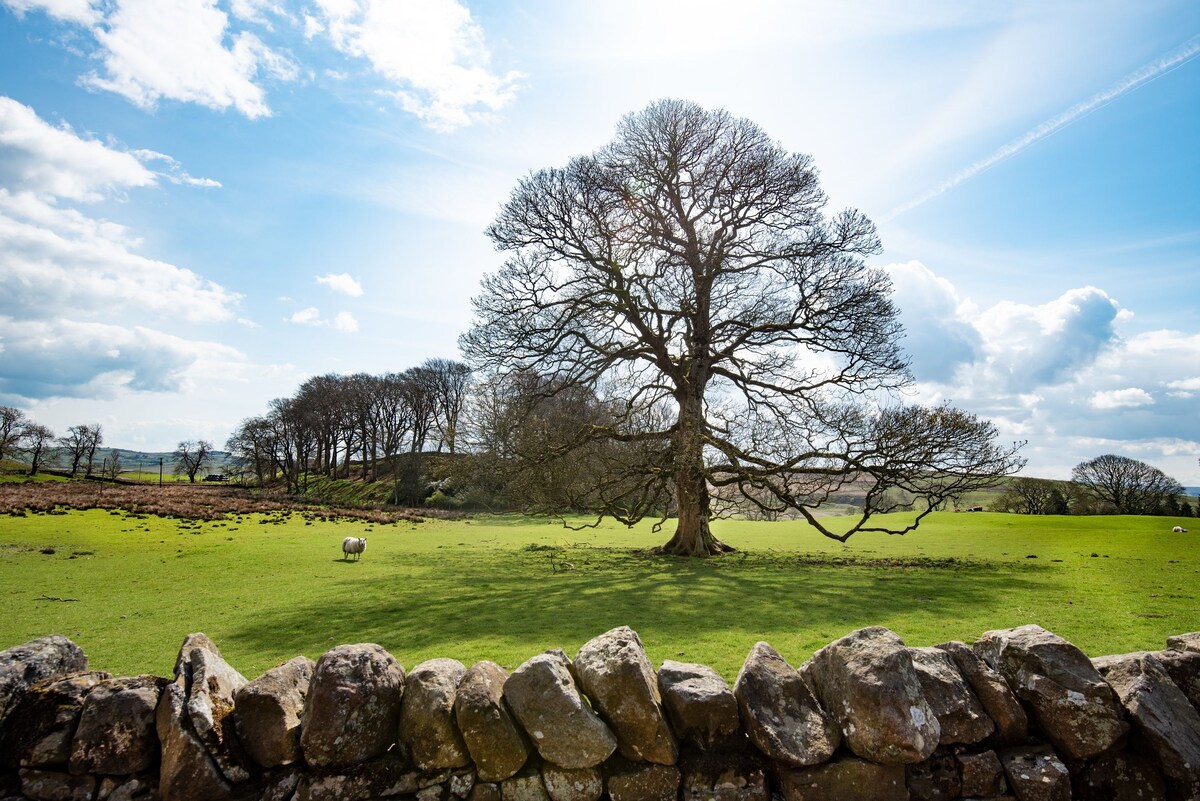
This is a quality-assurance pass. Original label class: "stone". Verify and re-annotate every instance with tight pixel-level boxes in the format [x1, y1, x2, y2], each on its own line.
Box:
[935, 640, 1028, 744]
[0, 636, 88, 723]
[802, 627, 939, 765]
[18, 769, 95, 801]
[260, 767, 302, 801]
[455, 661, 531, 782]
[774, 756, 907, 801]
[573, 627, 677, 765]
[0, 671, 109, 768]
[1167, 632, 1200, 653]
[732, 642, 838, 768]
[1100, 650, 1200, 798]
[957, 750, 1006, 798]
[658, 660, 741, 751]
[103, 776, 157, 801]
[677, 749, 769, 801]
[1076, 752, 1168, 801]
[905, 749, 960, 801]
[299, 643, 405, 768]
[540, 764, 601, 801]
[909, 646, 993, 745]
[185, 647, 247, 753]
[70, 675, 166, 775]
[449, 770, 476, 799]
[157, 682, 230, 801]
[232, 655, 315, 768]
[173, 633, 221, 681]
[400, 658, 471, 770]
[503, 652, 616, 770]
[1152, 648, 1200, 713]
[500, 762, 550, 801]
[603, 756, 680, 801]
[974, 624, 1127, 759]
[293, 754, 450, 801]
[469, 782, 502, 801]
[1000, 746, 1070, 801]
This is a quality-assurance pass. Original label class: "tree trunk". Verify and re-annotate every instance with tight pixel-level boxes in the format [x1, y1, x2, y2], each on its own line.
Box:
[657, 392, 734, 557]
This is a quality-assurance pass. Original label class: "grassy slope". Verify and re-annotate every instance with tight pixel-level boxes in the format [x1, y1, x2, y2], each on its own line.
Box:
[1, 509, 1196, 681]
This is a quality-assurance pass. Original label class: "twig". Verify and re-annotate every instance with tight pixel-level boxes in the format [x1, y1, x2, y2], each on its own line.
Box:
[36, 594, 79, 602]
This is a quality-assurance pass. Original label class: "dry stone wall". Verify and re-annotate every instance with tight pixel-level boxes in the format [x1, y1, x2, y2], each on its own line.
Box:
[2, 625, 1200, 801]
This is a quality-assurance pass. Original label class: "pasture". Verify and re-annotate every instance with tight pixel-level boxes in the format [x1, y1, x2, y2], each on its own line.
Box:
[0, 507, 1196, 680]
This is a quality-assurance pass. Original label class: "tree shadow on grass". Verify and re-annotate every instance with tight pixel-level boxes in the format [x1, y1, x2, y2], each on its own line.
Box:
[222, 544, 1049, 676]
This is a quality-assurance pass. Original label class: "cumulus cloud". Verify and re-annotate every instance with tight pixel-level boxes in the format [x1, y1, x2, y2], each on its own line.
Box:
[1090, 387, 1154, 410]
[885, 261, 982, 381]
[288, 307, 321, 325]
[333, 311, 358, 332]
[1, 0, 99, 25]
[286, 306, 358, 332]
[315, 272, 363, 297]
[311, 0, 521, 130]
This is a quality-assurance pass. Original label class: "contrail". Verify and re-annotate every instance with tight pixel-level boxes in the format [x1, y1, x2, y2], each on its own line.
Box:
[886, 35, 1200, 221]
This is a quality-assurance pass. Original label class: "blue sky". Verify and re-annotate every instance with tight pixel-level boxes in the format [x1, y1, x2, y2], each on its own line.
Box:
[1, 0, 1197, 484]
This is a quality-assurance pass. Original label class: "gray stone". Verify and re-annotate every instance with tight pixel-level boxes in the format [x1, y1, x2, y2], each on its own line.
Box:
[0, 672, 109, 768]
[499, 762, 550, 801]
[775, 756, 907, 801]
[232, 655, 314, 768]
[157, 682, 230, 801]
[999, 746, 1070, 801]
[802, 627, 939, 765]
[260, 767, 302, 801]
[1167, 632, 1200, 653]
[102, 776, 156, 801]
[293, 754, 450, 801]
[503, 652, 616, 770]
[299, 643, 405, 768]
[573, 627, 677, 765]
[540, 764, 601, 801]
[18, 769, 94, 801]
[469, 782, 502, 801]
[1101, 650, 1200, 798]
[173, 633, 221, 682]
[400, 658, 471, 770]
[658, 660, 741, 751]
[677, 749, 769, 801]
[936, 640, 1028, 744]
[957, 750, 1006, 798]
[974, 624, 1127, 759]
[0, 637, 88, 723]
[70, 675, 166, 776]
[455, 661, 530, 782]
[732, 642, 838, 768]
[185, 647, 247, 754]
[1076, 752, 1168, 801]
[904, 750, 960, 801]
[1153, 648, 1200, 714]
[909, 646, 993, 745]
[603, 756, 680, 801]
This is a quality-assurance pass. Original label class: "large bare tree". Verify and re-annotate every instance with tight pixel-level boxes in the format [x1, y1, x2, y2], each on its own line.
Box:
[462, 100, 1023, 555]
[1071, 454, 1184, 515]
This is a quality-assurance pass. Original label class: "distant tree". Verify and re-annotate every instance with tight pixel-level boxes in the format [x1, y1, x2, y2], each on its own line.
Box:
[59, 424, 97, 477]
[101, 451, 122, 482]
[0, 406, 26, 463]
[421, 358, 472, 454]
[82, 424, 102, 477]
[173, 440, 213, 483]
[1070, 454, 1185, 515]
[463, 99, 1024, 554]
[18, 423, 55, 476]
[994, 477, 1069, 515]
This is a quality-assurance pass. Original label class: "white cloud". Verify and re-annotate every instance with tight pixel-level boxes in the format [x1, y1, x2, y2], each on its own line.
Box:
[315, 272, 363, 296]
[81, 0, 297, 118]
[312, 0, 521, 131]
[229, 0, 288, 28]
[885, 261, 981, 382]
[288, 307, 321, 325]
[333, 311, 358, 332]
[286, 307, 359, 333]
[1, 0, 99, 25]
[1090, 387, 1154, 410]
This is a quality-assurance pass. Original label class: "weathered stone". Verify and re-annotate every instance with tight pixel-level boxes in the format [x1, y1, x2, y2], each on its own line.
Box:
[775, 756, 907, 801]
[0, 671, 109, 768]
[677, 749, 769, 801]
[455, 661, 530, 782]
[293, 754, 450, 801]
[1101, 650, 1200, 798]
[540, 764, 601, 801]
[449, 770, 476, 799]
[658, 660, 741, 751]
[232, 655, 314, 768]
[957, 750, 1006, 798]
[603, 756, 680, 801]
[936, 640, 1028, 744]
[70, 675, 166, 775]
[260, 766, 302, 801]
[0, 637, 88, 723]
[1167, 632, 1200, 653]
[905, 749, 960, 800]
[157, 682, 230, 801]
[1076, 752, 1167, 801]
[469, 782, 502, 801]
[999, 746, 1070, 801]
[503, 652, 616, 770]
[19, 768, 95, 801]
[185, 647, 247, 756]
[102, 776, 156, 801]
[299, 643, 405, 768]
[909, 646, 993, 745]
[802, 627, 939, 765]
[400, 658, 471, 770]
[499, 762, 550, 801]
[1153, 648, 1200, 713]
[731, 643, 837, 767]
[974, 624, 1127, 759]
[572, 627, 676, 765]
[173, 633, 222, 681]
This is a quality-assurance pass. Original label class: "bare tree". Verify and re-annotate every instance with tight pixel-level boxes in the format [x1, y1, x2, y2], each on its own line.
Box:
[1071, 454, 1184, 515]
[0, 406, 26, 463]
[994, 477, 1070, 515]
[82, 424, 102, 477]
[422, 358, 472, 453]
[462, 100, 1023, 555]
[19, 423, 55, 476]
[59, 424, 99, 477]
[101, 451, 122, 482]
[174, 439, 213, 483]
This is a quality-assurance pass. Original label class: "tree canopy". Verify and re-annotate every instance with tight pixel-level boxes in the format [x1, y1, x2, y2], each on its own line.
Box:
[1071, 454, 1185, 515]
[462, 99, 1023, 555]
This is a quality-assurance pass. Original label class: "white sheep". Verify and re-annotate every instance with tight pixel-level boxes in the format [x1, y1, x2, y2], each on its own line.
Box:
[1173, 526, 1188, 533]
[342, 536, 367, 561]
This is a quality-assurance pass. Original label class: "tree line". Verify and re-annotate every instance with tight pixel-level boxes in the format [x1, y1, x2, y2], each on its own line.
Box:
[995, 454, 1194, 516]
[0, 407, 105, 478]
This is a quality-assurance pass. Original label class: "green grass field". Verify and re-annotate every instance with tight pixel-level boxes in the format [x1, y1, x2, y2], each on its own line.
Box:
[1, 508, 1196, 681]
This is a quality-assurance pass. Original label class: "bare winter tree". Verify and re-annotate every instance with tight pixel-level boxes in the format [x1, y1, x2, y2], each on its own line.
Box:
[18, 423, 55, 476]
[0, 406, 25, 463]
[1071, 454, 1184, 515]
[462, 99, 1024, 555]
[59, 424, 101, 478]
[994, 477, 1069, 515]
[174, 439, 213, 483]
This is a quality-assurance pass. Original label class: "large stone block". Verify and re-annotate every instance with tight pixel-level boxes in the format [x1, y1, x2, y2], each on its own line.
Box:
[1075, 752, 1167, 801]
[156, 682, 230, 801]
[936, 640, 1027, 744]
[677, 749, 769, 801]
[775, 756, 907, 801]
[540, 763, 601, 801]
[999, 746, 1070, 801]
[658, 660, 741, 752]
[232, 655, 314, 768]
[602, 755, 680, 801]
[300, 643, 406, 768]
[908, 646, 993, 745]
[400, 658, 471, 770]
[732, 642, 838, 767]
[70, 675, 166, 776]
[0, 671, 109, 768]
[0, 636, 88, 723]
[19, 768, 95, 801]
[455, 661, 530, 782]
